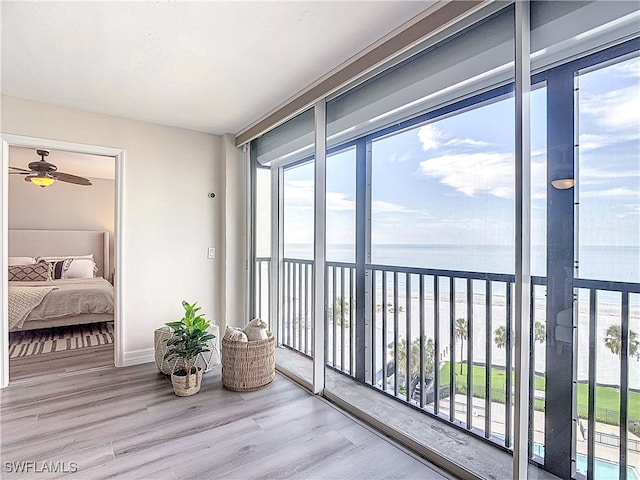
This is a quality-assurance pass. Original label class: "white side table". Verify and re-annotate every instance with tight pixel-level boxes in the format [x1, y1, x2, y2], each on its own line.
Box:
[154, 324, 220, 374]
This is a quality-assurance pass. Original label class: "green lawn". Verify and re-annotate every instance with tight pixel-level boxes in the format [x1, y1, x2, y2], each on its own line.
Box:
[437, 362, 640, 424]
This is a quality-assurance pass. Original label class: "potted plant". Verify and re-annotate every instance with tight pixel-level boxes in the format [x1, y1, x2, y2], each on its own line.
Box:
[164, 301, 215, 396]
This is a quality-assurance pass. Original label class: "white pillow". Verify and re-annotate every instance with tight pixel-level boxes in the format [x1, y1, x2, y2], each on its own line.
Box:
[224, 326, 248, 342]
[243, 318, 269, 341]
[65, 258, 97, 279]
[8, 256, 36, 265]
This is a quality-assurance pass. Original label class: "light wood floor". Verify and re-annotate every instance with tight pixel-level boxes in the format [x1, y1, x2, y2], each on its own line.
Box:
[9, 344, 114, 380]
[1, 361, 453, 479]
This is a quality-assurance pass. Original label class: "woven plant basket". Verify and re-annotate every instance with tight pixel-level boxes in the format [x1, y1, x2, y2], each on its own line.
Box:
[222, 333, 275, 392]
[171, 367, 203, 397]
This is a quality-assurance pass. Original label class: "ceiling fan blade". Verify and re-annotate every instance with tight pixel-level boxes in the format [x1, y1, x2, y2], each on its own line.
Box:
[9, 171, 30, 175]
[51, 171, 92, 186]
[9, 166, 31, 172]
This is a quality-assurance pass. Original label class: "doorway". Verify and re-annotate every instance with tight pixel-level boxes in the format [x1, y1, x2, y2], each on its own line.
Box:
[1, 135, 124, 388]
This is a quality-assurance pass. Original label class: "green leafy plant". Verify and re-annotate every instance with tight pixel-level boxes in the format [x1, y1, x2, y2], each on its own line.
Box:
[164, 301, 215, 388]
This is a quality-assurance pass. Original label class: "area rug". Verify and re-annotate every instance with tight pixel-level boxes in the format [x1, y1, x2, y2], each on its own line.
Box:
[9, 322, 114, 359]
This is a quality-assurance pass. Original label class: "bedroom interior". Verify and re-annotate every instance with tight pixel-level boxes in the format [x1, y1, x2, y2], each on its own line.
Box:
[1, 1, 638, 479]
[7, 147, 116, 379]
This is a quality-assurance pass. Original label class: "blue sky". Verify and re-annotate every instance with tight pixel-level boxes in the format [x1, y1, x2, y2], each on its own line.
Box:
[278, 55, 639, 277]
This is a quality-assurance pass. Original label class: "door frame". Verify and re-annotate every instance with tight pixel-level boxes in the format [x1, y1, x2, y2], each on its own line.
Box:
[0, 134, 125, 388]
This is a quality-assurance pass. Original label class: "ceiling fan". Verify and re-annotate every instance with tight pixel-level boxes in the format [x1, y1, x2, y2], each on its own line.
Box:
[9, 150, 92, 187]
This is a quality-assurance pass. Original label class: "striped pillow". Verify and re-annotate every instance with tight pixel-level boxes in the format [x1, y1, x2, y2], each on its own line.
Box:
[46, 259, 73, 280]
[8, 262, 50, 281]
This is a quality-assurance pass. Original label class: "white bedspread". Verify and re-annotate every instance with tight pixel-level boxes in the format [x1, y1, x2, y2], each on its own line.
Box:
[9, 278, 115, 330]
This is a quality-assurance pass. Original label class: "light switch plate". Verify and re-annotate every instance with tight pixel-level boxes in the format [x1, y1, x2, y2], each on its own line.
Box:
[207, 247, 216, 259]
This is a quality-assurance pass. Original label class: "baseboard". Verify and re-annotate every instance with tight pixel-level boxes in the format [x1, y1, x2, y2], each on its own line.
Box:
[121, 348, 154, 367]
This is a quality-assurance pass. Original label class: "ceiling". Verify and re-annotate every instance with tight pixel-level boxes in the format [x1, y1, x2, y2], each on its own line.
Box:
[1, 1, 434, 136]
[9, 147, 115, 181]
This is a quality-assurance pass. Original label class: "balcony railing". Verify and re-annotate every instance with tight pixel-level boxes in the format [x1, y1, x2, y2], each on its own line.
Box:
[281, 258, 313, 356]
[326, 262, 356, 376]
[362, 264, 548, 451]
[575, 277, 640, 479]
[255, 257, 640, 477]
[255, 257, 271, 326]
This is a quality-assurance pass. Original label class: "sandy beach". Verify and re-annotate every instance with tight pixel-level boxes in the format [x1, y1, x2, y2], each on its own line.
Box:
[323, 288, 640, 391]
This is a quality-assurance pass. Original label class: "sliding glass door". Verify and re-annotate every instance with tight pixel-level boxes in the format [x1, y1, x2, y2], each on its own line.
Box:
[248, 3, 639, 478]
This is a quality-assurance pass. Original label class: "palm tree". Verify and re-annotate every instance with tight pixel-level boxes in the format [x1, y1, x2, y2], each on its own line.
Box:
[422, 337, 436, 376]
[408, 336, 436, 377]
[494, 322, 545, 351]
[455, 318, 468, 374]
[494, 325, 506, 349]
[328, 296, 350, 326]
[534, 321, 546, 344]
[604, 325, 639, 358]
[389, 337, 413, 383]
[389, 336, 436, 397]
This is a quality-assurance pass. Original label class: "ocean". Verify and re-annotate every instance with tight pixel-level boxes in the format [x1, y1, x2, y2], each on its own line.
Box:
[285, 243, 640, 285]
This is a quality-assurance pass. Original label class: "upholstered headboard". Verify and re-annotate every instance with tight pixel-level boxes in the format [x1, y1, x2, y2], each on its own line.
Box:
[8, 230, 109, 279]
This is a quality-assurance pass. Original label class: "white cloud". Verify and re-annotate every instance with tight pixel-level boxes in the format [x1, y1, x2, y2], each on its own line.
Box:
[531, 148, 546, 158]
[283, 180, 314, 210]
[580, 187, 640, 198]
[579, 132, 640, 152]
[613, 57, 640, 78]
[372, 200, 410, 213]
[284, 180, 357, 212]
[388, 152, 412, 163]
[580, 85, 640, 135]
[579, 166, 639, 180]
[445, 138, 491, 148]
[578, 166, 640, 189]
[579, 133, 613, 152]
[417, 124, 444, 151]
[623, 204, 640, 216]
[326, 192, 355, 211]
[371, 202, 434, 232]
[419, 152, 514, 198]
[418, 152, 547, 200]
[418, 123, 494, 152]
[531, 160, 547, 200]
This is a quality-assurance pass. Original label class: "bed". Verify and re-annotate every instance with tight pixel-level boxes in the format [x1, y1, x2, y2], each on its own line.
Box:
[8, 230, 114, 331]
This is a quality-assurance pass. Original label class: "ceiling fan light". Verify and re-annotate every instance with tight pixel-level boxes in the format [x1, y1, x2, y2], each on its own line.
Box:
[28, 175, 55, 187]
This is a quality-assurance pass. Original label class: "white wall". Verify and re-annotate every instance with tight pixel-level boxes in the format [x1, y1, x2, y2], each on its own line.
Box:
[8, 174, 116, 276]
[222, 134, 248, 329]
[1, 95, 229, 363]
